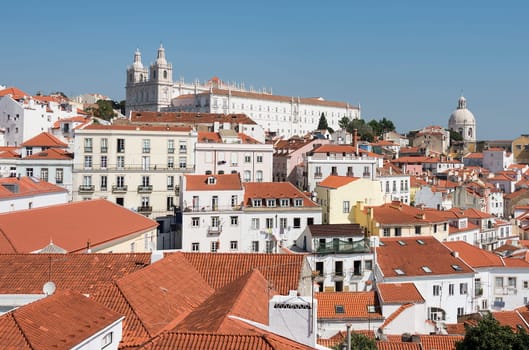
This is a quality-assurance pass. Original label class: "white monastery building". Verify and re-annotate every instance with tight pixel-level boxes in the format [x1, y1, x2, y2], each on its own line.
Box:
[125, 45, 361, 138]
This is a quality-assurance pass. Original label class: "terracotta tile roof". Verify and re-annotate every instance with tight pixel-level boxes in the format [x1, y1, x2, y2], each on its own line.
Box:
[445, 322, 467, 335]
[307, 223, 366, 237]
[377, 237, 473, 278]
[173, 269, 270, 333]
[318, 175, 360, 188]
[83, 124, 193, 132]
[313, 144, 356, 154]
[130, 111, 258, 125]
[464, 152, 484, 159]
[419, 335, 464, 350]
[493, 311, 529, 331]
[444, 241, 504, 267]
[0, 291, 122, 350]
[197, 131, 222, 143]
[0, 176, 67, 199]
[238, 132, 261, 144]
[243, 182, 318, 207]
[22, 147, 73, 160]
[181, 252, 306, 295]
[377, 283, 424, 304]
[391, 156, 430, 164]
[20, 132, 68, 148]
[139, 330, 314, 350]
[0, 149, 20, 159]
[380, 303, 414, 330]
[376, 341, 421, 350]
[368, 202, 447, 225]
[0, 253, 150, 294]
[504, 189, 529, 200]
[185, 173, 242, 191]
[0, 199, 158, 253]
[315, 292, 383, 320]
[0, 87, 29, 100]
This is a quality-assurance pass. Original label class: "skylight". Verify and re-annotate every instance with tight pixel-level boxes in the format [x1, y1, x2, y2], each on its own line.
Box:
[397, 240, 406, 246]
[335, 305, 345, 314]
[394, 268, 405, 275]
[422, 266, 432, 273]
[451, 264, 463, 271]
[416, 239, 425, 245]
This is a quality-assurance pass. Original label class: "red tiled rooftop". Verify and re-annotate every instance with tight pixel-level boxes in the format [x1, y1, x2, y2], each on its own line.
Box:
[318, 175, 359, 189]
[315, 292, 383, 320]
[0, 177, 67, 199]
[130, 111, 258, 125]
[444, 241, 504, 268]
[0, 199, 158, 253]
[243, 182, 318, 207]
[377, 283, 424, 304]
[185, 173, 242, 191]
[83, 124, 193, 132]
[368, 202, 447, 225]
[22, 148, 73, 160]
[0, 87, 29, 100]
[419, 335, 464, 350]
[20, 132, 68, 148]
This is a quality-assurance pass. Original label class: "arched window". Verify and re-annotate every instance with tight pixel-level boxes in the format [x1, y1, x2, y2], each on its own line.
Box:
[153, 71, 156, 79]
[468, 127, 473, 137]
[140, 73, 144, 82]
[163, 70, 167, 79]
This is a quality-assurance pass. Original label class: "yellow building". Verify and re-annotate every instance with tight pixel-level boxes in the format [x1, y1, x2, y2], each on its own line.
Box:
[512, 135, 529, 164]
[315, 175, 384, 224]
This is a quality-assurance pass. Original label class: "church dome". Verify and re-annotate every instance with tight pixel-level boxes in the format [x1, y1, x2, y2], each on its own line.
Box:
[449, 95, 475, 127]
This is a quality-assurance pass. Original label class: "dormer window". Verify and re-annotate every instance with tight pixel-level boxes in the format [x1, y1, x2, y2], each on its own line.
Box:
[207, 176, 216, 184]
[266, 199, 276, 207]
[280, 198, 289, 207]
[294, 198, 303, 207]
[252, 199, 262, 207]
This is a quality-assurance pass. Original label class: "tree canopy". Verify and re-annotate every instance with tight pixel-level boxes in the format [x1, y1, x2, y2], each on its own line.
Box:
[85, 99, 118, 120]
[340, 117, 396, 143]
[333, 332, 376, 350]
[456, 313, 529, 350]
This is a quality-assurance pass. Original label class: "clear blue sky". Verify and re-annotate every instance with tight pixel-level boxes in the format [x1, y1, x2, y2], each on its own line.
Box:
[2, 1, 527, 140]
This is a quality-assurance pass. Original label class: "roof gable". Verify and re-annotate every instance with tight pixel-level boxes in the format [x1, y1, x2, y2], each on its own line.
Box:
[318, 175, 359, 189]
[185, 174, 242, 191]
[20, 132, 68, 148]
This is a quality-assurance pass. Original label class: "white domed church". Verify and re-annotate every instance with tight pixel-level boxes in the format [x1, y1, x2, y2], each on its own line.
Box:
[448, 95, 476, 143]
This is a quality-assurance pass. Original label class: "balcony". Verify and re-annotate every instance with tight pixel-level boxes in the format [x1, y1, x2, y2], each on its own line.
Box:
[137, 206, 152, 214]
[142, 148, 150, 153]
[316, 237, 371, 255]
[207, 225, 222, 235]
[84, 147, 92, 153]
[78, 185, 95, 193]
[100, 147, 108, 153]
[314, 172, 323, 179]
[137, 185, 153, 193]
[112, 185, 128, 193]
[333, 271, 344, 281]
[167, 148, 175, 154]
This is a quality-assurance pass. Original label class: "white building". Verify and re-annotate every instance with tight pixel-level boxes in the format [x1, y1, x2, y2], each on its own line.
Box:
[483, 148, 514, 173]
[305, 144, 383, 192]
[448, 95, 477, 143]
[0, 87, 77, 146]
[125, 46, 361, 138]
[0, 176, 68, 212]
[72, 124, 197, 218]
[180, 174, 321, 253]
[195, 130, 273, 182]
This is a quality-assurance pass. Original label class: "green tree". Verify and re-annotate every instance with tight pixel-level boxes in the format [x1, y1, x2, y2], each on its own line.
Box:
[338, 116, 350, 130]
[333, 333, 376, 350]
[456, 313, 524, 350]
[317, 112, 329, 130]
[86, 99, 117, 120]
[346, 119, 375, 142]
[450, 129, 463, 142]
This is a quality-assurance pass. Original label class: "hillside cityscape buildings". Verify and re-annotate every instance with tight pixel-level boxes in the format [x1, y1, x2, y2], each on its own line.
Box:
[2, 45, 529, 349]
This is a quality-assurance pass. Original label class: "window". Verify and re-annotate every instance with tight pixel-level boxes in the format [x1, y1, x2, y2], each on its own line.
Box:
[141, 175, 150, 187]
[280, 198, 289, 207]
[495, 277, 504, 288]
[40, 168, 48, 182]
[100, 138, 108, 153]
[508, 277, 517, 288]
[449, 283, 454, 296]
[457, 307, 465, 317]
[26, 168, 34, 177]
[117, 156, 125, 170]
[84, 155, 92, 169]
[56, 168, 63, 184]
[343, 201, 350, 213]
[244, 154, 251, 163]
[101, 331, 113, 348]
[26, 147, 33, 156]
[101, 156, 107, 169]
[192, 242, 199, 251]
[266, 240, 274, 253]
[167, 139, 175, 153]
[211, 216, 220, 228]
[428, 307, 446, 321]
[231, 195, 239, 208]
[141, 196, 150, 208]
[117, 138, 125, 153]
[243, 170, 251, 182]
[294, 199, 303, 207]
[460, 283, 468, 295]
[84, 138, 92, 152]
[142, 139, 150, 153]
[251, 218, 260, 230]
[252, 199, 262, 207]
[383, 228, 390, 237]
[191, 217, 200, 227]
[256, 170, 263, 182]
[167, 156, 174, 169]
[256, 155, 263, 163]
[394, 227, 401, 236]
[179, 156, 187, 169]
[100, 175, 107, 190]
[433, 285, 441, 296]
[266, 218, 274, 229]
[230, 216, 238, 225]
[230, 241, 238, 250]
[365, 260, 373, 270]
[166, 196, 174, 211]
[116, 175, 125, 188]
[167, 175, 174, 190]
[280, 217, 287, 229]
[523, 281, 529, 289]
[392, 181, 397, 192]
[252, 241, 259, 252]
[179, 141, 187, 153]
[415, 226, 421, 235]
[293, 217, 301, 228]
[210, 241, 219, 252]
[266, 199, 276, 207]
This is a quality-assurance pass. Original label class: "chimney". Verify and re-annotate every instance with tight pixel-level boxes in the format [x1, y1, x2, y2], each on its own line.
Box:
[451, 251, 459, 258]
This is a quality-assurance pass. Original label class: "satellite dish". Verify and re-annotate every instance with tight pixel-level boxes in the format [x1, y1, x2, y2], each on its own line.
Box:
[42, 281, 56, 296]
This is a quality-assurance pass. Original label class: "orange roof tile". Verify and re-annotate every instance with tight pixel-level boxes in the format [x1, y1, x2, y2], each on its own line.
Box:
[0, 291, 122, 350]
[0, 149, 20, 159]
[318, 175, 360, 188]
[313, 144, 356, 154]
[0, 176, 67, 199]
[243, 182, 318, 207]
[130, 111, 258, 125]
[493, 311, 529, 331]
[444, 241, 504, 268]
[0, 199, 158, 253]
[377, 237, 473, 277]
[376, 341, 421, 350]
[377, 283, 424, 304]
[380, 303, 414, 330]
[84, 124, 193, 132]
[368, 202, 447, 225]
[419, 335, 464, 350]
[20, 132, 68, 148]
[185, 173, 242, 191]
[0, 87, 29, 100]
[22, 148, 73, 160]
[315, 292, 383, 320]
[197, 131, 222, 143]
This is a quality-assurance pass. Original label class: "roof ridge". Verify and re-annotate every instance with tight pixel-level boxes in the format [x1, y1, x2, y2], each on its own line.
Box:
[0, 226, 18, 253]
[11, 311, 36, 350]
[113, 281, 153, 337]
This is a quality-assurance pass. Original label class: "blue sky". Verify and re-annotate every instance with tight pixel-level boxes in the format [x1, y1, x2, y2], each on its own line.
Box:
[1, 1, 527, 140]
